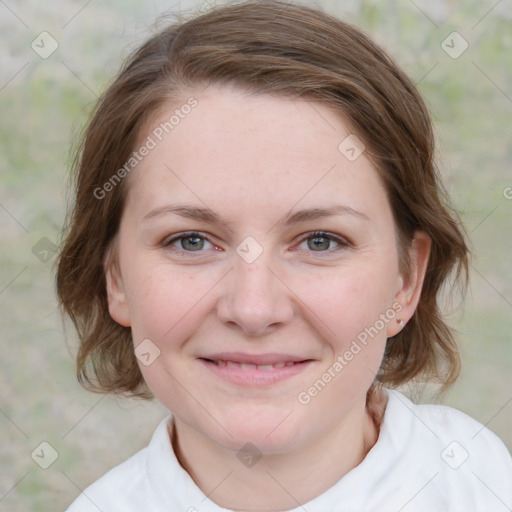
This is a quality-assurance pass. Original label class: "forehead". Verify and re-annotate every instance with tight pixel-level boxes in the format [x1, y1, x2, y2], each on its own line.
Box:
[123, 85, 390, 227]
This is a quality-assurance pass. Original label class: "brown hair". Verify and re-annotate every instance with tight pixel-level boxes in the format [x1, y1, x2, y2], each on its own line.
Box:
[56, 0, 469, 399]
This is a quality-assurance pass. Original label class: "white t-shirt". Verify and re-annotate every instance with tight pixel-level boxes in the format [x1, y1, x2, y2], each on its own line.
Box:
[66, 389, 512, 511]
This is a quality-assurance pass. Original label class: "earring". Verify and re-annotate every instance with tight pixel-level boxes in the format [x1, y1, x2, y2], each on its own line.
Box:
[397, 318, 405, 329]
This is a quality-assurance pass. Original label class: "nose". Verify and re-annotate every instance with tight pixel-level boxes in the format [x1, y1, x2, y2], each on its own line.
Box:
[216, 256, 294, 338]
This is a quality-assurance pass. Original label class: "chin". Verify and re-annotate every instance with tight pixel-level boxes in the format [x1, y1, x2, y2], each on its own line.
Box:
[209, 406, 307, 454]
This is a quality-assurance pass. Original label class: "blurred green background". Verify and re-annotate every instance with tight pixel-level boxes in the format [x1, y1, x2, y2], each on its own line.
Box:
[1, 0, 511, 510]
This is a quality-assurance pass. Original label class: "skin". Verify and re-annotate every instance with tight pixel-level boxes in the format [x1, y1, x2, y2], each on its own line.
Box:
[105, 84, 430, 511]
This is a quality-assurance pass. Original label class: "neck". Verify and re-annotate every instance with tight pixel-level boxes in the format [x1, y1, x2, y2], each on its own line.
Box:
[170, 390, 386, 511]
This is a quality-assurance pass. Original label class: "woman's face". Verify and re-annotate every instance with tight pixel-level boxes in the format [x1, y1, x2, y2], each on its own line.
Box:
[106, 85, 428, 453]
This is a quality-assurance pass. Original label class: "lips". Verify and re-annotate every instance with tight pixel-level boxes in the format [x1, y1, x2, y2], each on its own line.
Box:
[198, 352, 314, 386]
[199, 352, 310, 366]
[206, 359, 297, 370]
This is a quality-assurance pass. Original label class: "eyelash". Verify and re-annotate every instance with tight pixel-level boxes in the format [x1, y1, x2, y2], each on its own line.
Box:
[162, 230, 351, 256]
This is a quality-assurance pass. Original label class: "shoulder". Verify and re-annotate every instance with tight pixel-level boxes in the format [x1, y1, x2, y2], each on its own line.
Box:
[65, 416, 171, 512]
[388, 389, 511, 460]
[382, 389, 512, 509]
[65, 453, 147, 512]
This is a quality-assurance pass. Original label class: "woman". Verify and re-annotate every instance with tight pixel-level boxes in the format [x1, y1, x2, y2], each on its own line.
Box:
[57, 1, 512, 510]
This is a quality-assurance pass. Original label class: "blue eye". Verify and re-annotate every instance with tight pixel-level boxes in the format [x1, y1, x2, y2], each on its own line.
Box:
[163, 230, 349, 256]
[164, 232, 214, 252]
[298, 231, 348, 252]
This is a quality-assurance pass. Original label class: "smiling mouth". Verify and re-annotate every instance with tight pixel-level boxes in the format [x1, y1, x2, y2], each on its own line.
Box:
[202, 358, 299, 370]
[198, 356, 313, 386]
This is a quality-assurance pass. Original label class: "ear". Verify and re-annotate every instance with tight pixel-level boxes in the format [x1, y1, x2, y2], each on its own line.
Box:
[387, 230, 431, 337]
[104, 249, 131, 327]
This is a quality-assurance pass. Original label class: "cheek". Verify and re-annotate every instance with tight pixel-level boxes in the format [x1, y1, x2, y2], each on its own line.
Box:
[304, 264, 397, 339]
[305, 272, 393, 394]
[125, 264, 214, 345]
[290, 263, 397, 394]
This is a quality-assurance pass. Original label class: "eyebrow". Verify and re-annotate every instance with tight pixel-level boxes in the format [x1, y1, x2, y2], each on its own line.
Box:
[142, 203, 369, 227]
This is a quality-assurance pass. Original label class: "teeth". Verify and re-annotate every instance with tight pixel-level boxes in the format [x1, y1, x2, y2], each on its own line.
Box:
[210, 360, 298, 370]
